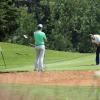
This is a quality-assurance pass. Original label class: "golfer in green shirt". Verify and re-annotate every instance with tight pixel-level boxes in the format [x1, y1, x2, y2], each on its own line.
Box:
[33, 24, 47, 71]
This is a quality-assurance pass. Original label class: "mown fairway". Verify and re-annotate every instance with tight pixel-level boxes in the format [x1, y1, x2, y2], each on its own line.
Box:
[0, 42, 100, 71]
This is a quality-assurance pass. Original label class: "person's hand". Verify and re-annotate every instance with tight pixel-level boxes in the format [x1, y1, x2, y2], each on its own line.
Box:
[96, 43, 100, 46]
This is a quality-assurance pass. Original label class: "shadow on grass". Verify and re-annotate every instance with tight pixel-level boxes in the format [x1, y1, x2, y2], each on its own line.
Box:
[79, 64, 96, 66]
[0, 70, 30, 74]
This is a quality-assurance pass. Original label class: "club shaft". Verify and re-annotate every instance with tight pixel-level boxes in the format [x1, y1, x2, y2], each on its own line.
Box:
[1, 51, 6, 68]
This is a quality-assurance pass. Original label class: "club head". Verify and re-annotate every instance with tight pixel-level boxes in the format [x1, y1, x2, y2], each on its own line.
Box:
[23, 35, 28, 39]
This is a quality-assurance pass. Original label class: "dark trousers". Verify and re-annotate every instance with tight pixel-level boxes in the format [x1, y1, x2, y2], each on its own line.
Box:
[96, 46, 100, 65]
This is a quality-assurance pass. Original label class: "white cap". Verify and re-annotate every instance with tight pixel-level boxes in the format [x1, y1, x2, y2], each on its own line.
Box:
[38, 24, 43, 28]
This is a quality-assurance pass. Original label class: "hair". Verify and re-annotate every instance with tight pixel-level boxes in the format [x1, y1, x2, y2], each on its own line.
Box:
[37, 26, 42, 30]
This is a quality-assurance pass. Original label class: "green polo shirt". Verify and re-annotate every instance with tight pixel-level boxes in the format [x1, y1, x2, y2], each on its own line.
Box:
[34, 30, 46, 46]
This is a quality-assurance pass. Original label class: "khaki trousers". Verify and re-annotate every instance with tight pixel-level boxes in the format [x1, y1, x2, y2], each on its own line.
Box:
[34, 45, 45, 70]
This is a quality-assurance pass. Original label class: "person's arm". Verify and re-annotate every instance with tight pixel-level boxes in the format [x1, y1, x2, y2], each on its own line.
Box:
[31, 32, 35, 47]
[96, 42, 100, 46]
[91, 40, 97, 44]
[91, 39, 100, 46]
[91, 35, 97, 44]
[44, 37, 47, 42]
[43, 33, 47, 42]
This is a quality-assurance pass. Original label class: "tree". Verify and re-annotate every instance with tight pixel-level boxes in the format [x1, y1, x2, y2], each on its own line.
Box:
[0, 0, 19, 41]
[51, 0, 100, 52]
[11, 7, 36, 45]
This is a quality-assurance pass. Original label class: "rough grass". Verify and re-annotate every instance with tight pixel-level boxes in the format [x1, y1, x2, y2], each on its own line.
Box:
[0, 84, 100, 100]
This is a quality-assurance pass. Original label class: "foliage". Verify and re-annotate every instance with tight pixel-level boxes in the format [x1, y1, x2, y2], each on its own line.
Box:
[9, 7, 36, 45]
[51, 0, 100, 52]
[0, 0, 19, 41]
[0, 0, 100, 52]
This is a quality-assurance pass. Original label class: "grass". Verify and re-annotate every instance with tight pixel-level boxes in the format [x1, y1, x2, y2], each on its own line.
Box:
[0, 42, 100, 71]
[0, 84, 100, 100]
[0, 42, 100, 100]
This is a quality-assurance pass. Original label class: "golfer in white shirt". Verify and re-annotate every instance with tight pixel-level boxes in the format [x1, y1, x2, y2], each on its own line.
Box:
[90, 34, 100, 65]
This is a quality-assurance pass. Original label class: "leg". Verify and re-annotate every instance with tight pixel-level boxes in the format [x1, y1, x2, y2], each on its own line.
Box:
[38, 45, 45, 71]
[96, 46, 100, 65]
[34, 48, 40, 71]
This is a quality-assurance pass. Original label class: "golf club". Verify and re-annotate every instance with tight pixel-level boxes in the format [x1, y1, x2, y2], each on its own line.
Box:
[23, 34, 35, 47]
[0, 47, 6, 68]
[23, 34, 28, 39]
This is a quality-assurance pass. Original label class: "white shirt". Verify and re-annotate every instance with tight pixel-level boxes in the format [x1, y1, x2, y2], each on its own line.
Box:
[92, 35, 100, 43]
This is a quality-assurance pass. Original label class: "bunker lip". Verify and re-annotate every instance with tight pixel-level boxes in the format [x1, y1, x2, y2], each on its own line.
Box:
[0, 70, 100, 86]
[0, 70, 29, 74]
